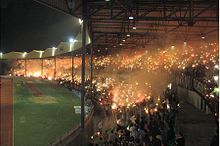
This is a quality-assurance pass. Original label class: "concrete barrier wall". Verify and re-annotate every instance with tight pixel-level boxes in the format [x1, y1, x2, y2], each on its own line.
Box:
[177, 86, 211, 114]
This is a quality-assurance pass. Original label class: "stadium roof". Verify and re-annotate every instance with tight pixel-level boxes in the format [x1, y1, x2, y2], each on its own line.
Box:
[33, 0, 219, 54]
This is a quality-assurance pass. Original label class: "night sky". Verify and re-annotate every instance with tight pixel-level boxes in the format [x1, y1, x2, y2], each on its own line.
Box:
[1, 0, 80, 53]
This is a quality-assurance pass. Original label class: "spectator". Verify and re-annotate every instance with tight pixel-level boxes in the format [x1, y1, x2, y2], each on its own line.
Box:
[108, 130, 117, 144]
[130, 123, 138, 139]
[176, 132, 185, 146]
[167, 127, 175, 144]
[161, 122, 168, 146]
[210, 129, 219, 146]
[151, 134, 162, 146]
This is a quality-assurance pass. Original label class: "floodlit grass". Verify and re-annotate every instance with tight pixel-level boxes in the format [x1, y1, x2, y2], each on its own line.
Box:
[13, 77, 81, 146]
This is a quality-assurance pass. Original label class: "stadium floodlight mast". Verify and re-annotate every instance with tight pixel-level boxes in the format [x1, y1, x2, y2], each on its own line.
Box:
[39, 51, 44, 58]
[52, 47, 57, 56]
[69, 38, 77, 52]
[0, 52, 3, 58]
[22, 52, 27, 58]
[69, 38, 77, 43]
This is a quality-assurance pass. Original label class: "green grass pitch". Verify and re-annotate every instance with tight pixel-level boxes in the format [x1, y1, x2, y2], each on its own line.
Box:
[13, 77, 81, 146]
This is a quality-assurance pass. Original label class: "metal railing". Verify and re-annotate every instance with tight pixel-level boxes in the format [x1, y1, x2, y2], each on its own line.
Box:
[175, 74, 219, 124]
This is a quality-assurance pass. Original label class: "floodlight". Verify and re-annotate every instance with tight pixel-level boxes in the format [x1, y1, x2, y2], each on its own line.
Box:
[129, 16, 134, 20]
[79, 18, 83, 25]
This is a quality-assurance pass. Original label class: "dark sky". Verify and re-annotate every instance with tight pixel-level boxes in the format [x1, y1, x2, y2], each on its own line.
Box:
[1, 0, 80, 53]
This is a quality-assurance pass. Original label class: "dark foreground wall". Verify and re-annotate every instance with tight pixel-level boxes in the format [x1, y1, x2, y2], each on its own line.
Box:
[177, 86, 211, 114]
[176, 86, 216, 146]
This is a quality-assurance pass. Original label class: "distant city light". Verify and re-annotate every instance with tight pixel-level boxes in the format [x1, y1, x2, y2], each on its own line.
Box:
[201, 35, 205, 39]
[122, 39, 126, 42]
[126, 34, 130, 37]
[171, 45, 175, 49]
[132, 26, 136, 30]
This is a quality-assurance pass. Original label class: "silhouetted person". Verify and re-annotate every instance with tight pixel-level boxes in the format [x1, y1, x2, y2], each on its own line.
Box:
[151, 135, 162, 146]
[167, 127, 175, 143]
[176, 132, 185, 146]
[210, 129, 219, 146]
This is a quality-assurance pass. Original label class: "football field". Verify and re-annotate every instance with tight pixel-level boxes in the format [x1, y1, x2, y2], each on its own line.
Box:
[13, 77, 81, 146]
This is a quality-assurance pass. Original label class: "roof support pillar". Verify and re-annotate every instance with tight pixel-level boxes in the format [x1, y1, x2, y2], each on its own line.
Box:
[80, 0, 88, 144]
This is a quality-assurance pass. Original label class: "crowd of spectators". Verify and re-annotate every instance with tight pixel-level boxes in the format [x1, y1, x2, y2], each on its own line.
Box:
[89, 87, 184, 146]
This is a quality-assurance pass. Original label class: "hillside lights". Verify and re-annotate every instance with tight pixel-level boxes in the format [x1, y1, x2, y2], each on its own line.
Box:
[126, 34, 130, 37]
[0, 52, 3, 58]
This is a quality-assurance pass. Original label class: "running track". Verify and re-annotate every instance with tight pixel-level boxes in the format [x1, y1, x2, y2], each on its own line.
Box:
[0, 77, 13, 146]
